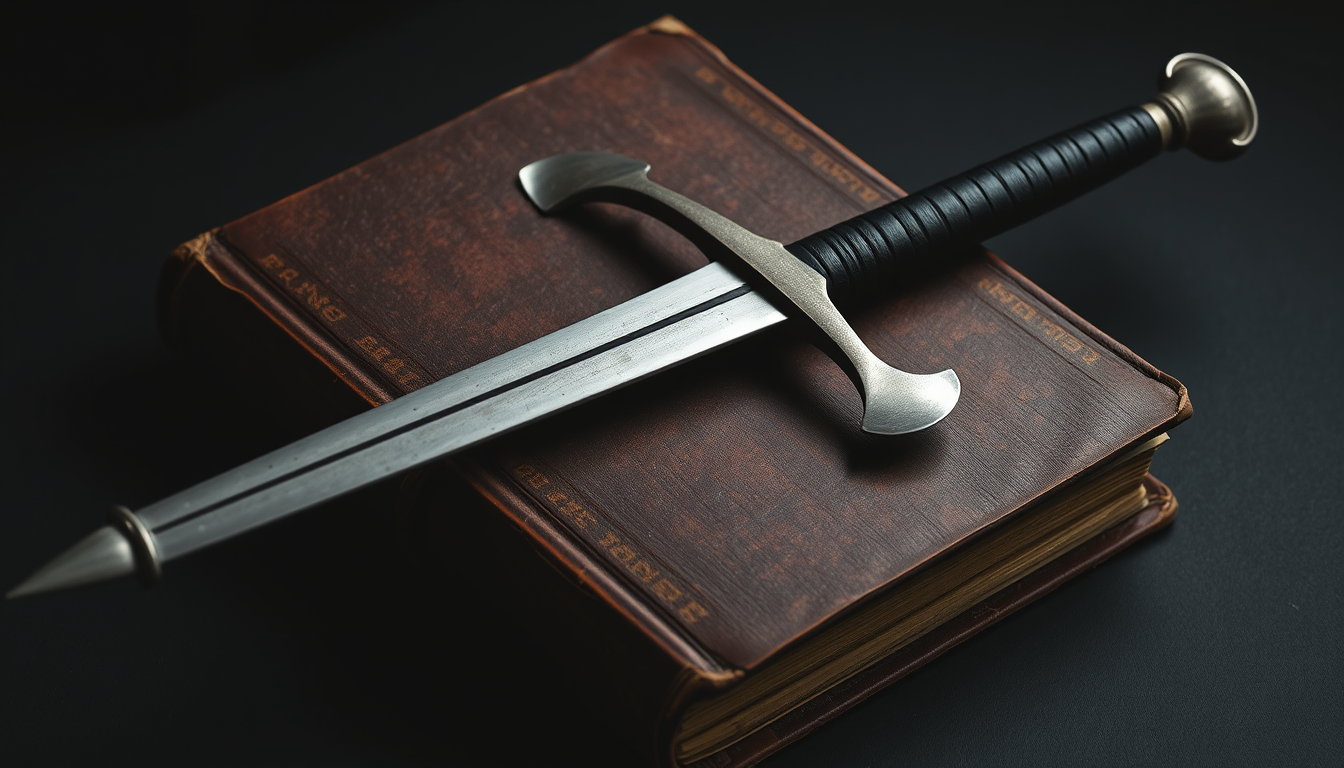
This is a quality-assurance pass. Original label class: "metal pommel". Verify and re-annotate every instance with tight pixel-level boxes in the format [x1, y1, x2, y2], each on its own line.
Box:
[1145, 52, 1257, 161]
[6, 506, 160, 599]
[109, 505, 162, 587]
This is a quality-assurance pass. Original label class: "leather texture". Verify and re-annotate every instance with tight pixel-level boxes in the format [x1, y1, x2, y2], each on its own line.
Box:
[161, 18, 1189, 767]
[788, 107, 1163, 303]
[694, 474, 1177, 768]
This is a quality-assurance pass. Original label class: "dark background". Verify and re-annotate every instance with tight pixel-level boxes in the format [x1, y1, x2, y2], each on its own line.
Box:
[2, 1, 1339, 766]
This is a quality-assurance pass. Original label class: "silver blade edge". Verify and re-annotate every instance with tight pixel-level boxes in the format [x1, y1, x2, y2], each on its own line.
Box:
[137, 261, 787, 560]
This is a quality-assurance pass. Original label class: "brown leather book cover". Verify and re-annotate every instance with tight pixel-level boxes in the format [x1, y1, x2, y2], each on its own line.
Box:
[159, 17, 1188, 767]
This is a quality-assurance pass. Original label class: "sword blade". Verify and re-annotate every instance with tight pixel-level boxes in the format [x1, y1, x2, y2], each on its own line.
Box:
[150, 263, 783, 559]
[9, 262, 785, 596]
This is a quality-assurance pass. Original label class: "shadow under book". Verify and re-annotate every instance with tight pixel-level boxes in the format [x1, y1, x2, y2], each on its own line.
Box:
[159, 18, 1188, 768]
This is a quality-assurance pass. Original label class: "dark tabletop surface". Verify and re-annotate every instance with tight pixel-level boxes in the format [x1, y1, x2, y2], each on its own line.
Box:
[3, 2, 1339, 766]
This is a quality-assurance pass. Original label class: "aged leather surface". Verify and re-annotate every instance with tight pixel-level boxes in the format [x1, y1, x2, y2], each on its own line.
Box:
[694, 475, 1177, 768]
[169, 18, 1187, 762]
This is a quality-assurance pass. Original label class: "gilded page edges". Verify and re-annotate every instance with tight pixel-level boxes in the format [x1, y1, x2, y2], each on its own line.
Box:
[170, 230, 213, 265]
[646, 15, 695, 36]
[158, 230, 217, 345]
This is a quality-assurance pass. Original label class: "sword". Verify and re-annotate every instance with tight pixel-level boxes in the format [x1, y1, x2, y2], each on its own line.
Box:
[8, 53, 1256, 599]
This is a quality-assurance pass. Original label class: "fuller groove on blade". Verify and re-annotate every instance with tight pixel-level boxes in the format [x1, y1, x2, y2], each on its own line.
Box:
[135, 262, 787, 560]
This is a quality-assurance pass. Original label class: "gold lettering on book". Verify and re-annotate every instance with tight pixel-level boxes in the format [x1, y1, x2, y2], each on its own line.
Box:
[679, 602, 710, 623]
[255, 254, 424, 389]
[297, 282, 328, 310]
[356, 335, 390, 360]
[978, 278, 1100, 364]
[515, 463, 708, 623]
[543, 489, 595, 529]
[809, 151, 881, 202]
[256, 254, 349, 323]
[694, 66, 880, 203]
[353, 335, 421, 385]
[513, 463, 549, 489]
[651, 577, 682, 602]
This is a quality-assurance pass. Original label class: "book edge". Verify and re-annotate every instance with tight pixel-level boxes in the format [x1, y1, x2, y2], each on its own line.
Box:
[182, 19, 695, 402]
[667, 13, 1188, 434]
[155, 24, 1196, 760]
[697, 473, 1178, 768]
[164, 231, 395, 405]
[657, 30, 1193, 680]
[668, 19, 907, 202]
[157, 19, 784, 696]
[986, 251, 1193, 426]
[456, 456, 737, 682]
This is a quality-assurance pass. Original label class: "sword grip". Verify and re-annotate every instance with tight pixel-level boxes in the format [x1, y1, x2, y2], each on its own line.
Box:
[786, 106, 1163, 304]
[787, 53, 1258, 304]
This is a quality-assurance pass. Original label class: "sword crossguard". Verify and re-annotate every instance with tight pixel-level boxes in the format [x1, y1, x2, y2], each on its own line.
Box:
[518, 152, 960, 435]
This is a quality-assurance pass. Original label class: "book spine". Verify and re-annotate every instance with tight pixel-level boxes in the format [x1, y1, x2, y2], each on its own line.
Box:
[162, 231, 396, 406]
[161, 231, 727, 761]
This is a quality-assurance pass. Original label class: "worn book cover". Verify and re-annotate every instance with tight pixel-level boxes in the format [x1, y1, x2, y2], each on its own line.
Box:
[159, 17, 1188, 767]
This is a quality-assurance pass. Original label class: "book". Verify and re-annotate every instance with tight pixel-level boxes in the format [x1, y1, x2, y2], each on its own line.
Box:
[157, 17, 1189, 767]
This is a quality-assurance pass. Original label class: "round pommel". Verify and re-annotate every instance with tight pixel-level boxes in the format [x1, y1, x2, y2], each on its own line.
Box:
[1148, 52, 1257, 160]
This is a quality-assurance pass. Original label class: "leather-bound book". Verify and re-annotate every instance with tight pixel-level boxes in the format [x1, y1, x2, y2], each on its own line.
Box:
[158, 17, 1189, 767]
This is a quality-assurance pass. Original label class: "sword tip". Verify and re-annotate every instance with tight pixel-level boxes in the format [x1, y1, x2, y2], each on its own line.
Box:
[6, 525, 138, 600]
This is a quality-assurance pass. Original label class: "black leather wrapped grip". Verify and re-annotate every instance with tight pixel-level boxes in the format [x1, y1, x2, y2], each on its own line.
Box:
[786, 106, 1164, 304]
